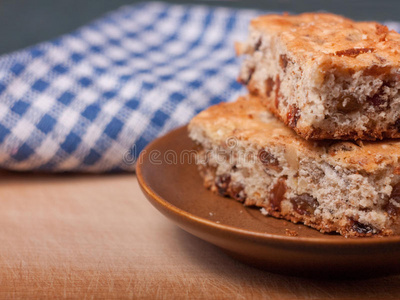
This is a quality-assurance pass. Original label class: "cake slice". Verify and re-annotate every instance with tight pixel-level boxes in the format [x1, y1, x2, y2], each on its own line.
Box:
[188, 95, 400, 237]
[236, 13, 400, 140]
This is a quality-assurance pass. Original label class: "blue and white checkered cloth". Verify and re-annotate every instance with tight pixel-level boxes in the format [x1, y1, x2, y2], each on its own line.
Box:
[0, 2, 259, 172]
[0, 3, 399, 172]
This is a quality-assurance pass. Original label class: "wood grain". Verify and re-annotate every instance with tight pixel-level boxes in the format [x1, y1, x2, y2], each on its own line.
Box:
[0, 171, 399, 299]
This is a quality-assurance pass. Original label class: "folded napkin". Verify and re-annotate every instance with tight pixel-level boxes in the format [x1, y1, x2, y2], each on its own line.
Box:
[0, 2, 258, 172]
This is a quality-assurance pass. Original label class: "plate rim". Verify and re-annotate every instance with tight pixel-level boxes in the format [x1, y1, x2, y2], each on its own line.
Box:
[137, 125, 400, 247]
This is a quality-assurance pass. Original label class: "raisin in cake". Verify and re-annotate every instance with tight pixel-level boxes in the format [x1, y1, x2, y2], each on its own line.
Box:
[188, 95, 400, 237]
[236, 13, 400, 140]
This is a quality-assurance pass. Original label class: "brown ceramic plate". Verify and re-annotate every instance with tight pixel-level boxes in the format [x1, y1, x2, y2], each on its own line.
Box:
[137, 126, 400, 278]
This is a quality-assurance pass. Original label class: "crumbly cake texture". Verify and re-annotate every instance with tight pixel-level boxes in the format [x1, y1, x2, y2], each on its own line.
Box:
[188, 96, 400, 237]
[236, 13, 400, 140]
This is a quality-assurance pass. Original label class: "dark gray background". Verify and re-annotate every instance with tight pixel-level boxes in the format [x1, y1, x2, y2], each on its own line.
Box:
[0, 0, 398, 55]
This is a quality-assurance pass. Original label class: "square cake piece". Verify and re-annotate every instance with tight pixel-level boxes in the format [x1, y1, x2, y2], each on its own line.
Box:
[188, 95, 400, 237]
[236, 13, 400, 140]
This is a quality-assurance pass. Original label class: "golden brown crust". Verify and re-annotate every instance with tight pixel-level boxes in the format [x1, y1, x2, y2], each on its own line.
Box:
[250, 13, 400, 72]
[190, 95, 400, 173]
[237, 13, 400, 141]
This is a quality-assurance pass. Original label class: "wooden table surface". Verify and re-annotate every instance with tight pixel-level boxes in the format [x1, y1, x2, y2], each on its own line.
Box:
[0, 171, 400, 299]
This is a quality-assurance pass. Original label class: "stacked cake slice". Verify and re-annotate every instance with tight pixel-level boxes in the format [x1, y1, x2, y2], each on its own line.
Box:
[237, 13, 400, 140]
[189, 13, 400, 237]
